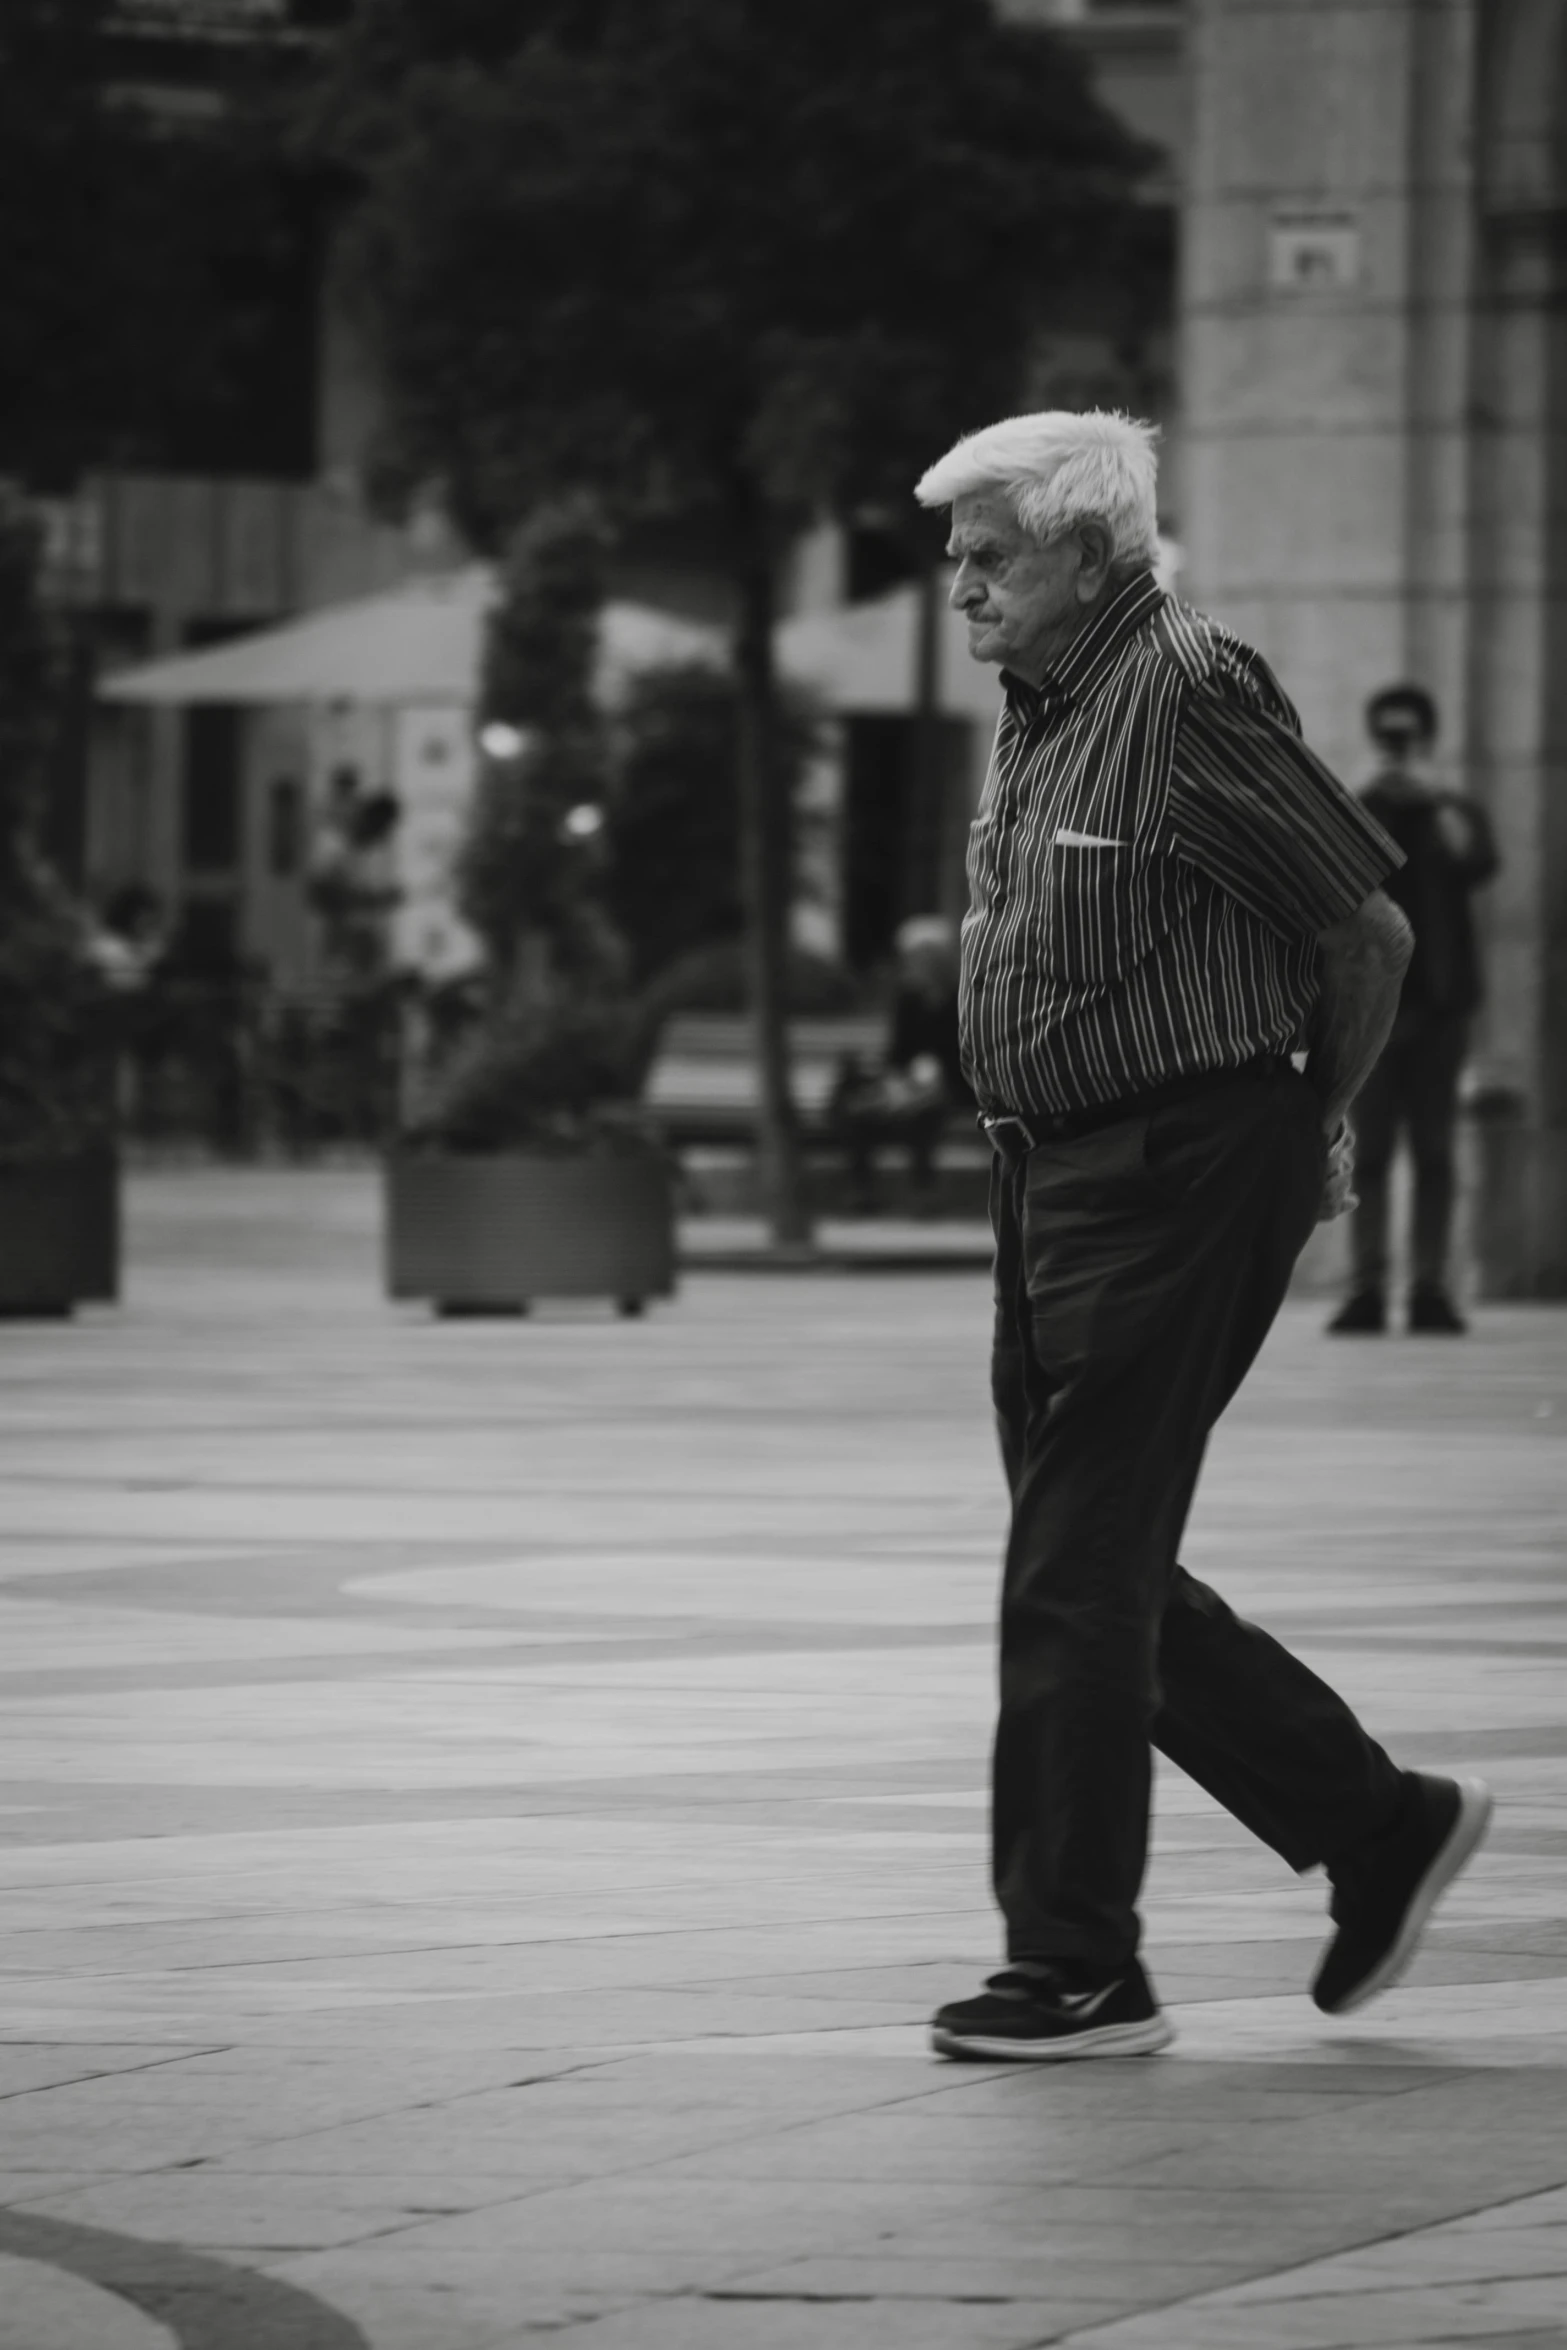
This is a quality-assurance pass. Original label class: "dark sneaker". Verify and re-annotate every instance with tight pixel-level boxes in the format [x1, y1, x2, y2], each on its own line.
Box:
[1409, 1285, 1467, 1334]
[1312, 1773, 1493, 2015]
[931, 1958, 1174, 2062]
[1328, 1289, 1385, 1334]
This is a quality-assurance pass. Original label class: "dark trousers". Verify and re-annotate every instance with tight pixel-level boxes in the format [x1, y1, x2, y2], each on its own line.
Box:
[989, 1063, 1404, 1967]
[1349, 1012, 1468, 1293]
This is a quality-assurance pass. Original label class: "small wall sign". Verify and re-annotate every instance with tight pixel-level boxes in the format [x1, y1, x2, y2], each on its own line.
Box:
[1267, 208, 1362, 292]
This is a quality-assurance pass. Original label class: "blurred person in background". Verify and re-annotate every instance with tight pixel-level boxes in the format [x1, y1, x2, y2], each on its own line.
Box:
[87, 886, 171, 1135]
[830, 914, 971, 1212]
[308, 770, 403, 992]
[1328, 685, 1498, 1337]
[88, 885, 168, 996]
[914, 410, 1491, 2064]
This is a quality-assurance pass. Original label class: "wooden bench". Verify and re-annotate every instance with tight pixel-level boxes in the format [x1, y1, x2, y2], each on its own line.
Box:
[642, 1012, 889, 1146]
[643, 1010, 991, 1218]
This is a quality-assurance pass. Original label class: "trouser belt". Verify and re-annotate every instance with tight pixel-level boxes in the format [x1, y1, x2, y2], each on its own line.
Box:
[980, 1056, 1296, 1164]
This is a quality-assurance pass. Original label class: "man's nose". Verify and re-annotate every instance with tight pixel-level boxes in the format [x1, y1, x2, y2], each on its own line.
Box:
[950, 560, 982, 612]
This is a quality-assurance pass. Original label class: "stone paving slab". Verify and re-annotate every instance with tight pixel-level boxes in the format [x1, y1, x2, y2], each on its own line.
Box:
[0, 1167, 1564, 2349]
[0, 2249, 175, 2350]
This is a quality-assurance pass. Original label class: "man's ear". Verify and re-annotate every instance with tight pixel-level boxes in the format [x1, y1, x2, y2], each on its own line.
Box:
[1073, 521, 1116, 602]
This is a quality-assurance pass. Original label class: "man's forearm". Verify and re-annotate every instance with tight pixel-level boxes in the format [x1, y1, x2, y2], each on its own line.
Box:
[1305, 892, 1414, 1130]
[1434, 797, 1499, 884]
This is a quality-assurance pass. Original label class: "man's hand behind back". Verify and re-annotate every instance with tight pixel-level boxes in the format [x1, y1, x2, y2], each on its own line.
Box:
[1434, 802, 1479, 861]
[1319, 1121, 1358, 1223]
[1308, 892, 1415, 1138]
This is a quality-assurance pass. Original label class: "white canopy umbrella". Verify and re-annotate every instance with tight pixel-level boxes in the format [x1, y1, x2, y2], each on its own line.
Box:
[777, 580, 1000, 718]
[96, 566, 725, 709]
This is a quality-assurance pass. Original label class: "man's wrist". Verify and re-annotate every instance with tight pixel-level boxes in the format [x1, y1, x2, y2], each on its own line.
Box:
[1303, 1062, 1344, 1136]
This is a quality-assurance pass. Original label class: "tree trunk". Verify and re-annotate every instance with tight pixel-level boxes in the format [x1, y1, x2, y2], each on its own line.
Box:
[732, 519, 812, 1251]
[906, 558, 944, 913]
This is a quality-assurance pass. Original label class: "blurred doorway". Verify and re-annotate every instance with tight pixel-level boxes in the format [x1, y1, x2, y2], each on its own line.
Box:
[173, 619, 257, 972]
[841, 713, 969, 970]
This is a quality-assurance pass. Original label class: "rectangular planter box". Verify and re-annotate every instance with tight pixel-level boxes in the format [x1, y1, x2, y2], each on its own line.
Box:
[385, 1151, 676, 1313]
[0, 1154, 119, 1315]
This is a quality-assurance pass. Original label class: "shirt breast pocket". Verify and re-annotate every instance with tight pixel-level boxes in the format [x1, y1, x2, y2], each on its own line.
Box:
[1044, 835, 1130, 985]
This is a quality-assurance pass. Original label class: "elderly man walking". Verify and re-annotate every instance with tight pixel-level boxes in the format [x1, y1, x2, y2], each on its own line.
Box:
[917, 412, 1491, 2061]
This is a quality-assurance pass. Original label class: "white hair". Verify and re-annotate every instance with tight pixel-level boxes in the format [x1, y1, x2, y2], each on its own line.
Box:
[914, 410, 1161, 569]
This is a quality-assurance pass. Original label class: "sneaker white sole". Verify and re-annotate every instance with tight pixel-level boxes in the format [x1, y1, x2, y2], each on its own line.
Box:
[931, 2013, 1175, 2062]
[1325, 1775, 1494, 2016]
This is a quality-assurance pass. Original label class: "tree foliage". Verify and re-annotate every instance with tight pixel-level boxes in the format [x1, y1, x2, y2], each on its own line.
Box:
[419, 497, 649, 1153]
[604, 663, 817, 984]
[313, 0, 1151, 547]
[0, 507, 56, 873]
[0, 0, 319, 488]
[0, 506, 111, 1159]
[459, 495, 624, 991]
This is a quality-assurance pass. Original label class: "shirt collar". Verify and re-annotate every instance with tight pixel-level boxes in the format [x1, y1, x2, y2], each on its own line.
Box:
[1001, 569, 1164, 719]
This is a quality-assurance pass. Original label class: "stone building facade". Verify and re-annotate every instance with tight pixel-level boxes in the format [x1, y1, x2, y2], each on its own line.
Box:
[1184, 0, 1567, 1290]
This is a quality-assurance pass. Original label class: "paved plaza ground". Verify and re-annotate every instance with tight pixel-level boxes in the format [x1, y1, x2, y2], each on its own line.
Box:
[1, 1167, 1565, 2350]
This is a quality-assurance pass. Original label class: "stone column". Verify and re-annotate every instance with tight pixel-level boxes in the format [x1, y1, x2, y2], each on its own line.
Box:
[1183, 0, 1567, 1292]
[1182, 0, 1476, 778]
[1465, 0, 1567, 1292]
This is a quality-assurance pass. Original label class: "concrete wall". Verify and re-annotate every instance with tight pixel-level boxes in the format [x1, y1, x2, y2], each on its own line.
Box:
[1185, 0, 1567, 1291]
[1182, 0, 1476, 785]
[1467, 0, 1567, 1287]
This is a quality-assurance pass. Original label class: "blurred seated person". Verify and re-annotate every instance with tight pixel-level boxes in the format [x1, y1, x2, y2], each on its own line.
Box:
[86, 887, 171, 1128]
[832, 915, 972, 1212]
[88, 885, 168, 995]
[308, 771, 404, 991]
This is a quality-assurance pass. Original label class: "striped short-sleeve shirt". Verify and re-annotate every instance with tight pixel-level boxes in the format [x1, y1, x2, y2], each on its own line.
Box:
[959, 571, 1402, 1118]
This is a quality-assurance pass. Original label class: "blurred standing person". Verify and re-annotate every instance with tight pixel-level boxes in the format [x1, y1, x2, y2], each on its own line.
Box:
[1329, 687, 1498, 1336]
[914, 411, 1491, 2063]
